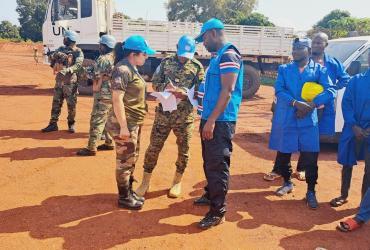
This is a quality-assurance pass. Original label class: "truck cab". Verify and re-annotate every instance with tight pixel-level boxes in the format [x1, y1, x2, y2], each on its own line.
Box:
[325, 36, 370, 139]
[43, 0, 112, 58]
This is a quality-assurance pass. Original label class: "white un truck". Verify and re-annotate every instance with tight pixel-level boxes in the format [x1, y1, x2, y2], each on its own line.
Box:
[42, 0, 294, 99]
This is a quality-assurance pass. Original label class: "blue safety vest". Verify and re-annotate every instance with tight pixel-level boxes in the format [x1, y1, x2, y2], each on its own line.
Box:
[201, 43, 244, 121]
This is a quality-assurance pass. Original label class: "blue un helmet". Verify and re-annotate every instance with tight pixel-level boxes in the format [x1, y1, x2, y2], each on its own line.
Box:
[195, 18, 224, 43]
[63, 30, 79, 42]
[99, 35, 116, 49]
[177, 35, 196, 59]
[123, 35, 156, 55]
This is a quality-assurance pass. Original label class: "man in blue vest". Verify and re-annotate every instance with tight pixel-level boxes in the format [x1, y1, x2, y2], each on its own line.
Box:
[193, 18, 244, 229]
[269, 38, 336, 209]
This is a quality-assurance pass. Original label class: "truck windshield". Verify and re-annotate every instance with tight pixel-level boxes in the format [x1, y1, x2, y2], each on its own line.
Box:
[326, 40, 367, 63]
[51, 0, 78, 21]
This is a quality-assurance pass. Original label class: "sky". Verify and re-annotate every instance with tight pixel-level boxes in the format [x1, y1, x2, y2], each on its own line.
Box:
[1, 0, 370, 31]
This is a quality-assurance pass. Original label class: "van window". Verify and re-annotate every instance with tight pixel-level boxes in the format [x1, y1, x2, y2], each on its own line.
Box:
[81, 0, 92, 18]
[51, 0, 78, 21]
[355, 48, 370, 74]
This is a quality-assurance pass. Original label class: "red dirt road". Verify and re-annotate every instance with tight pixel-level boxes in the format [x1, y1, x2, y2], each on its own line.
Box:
[0, 43, 369, 249]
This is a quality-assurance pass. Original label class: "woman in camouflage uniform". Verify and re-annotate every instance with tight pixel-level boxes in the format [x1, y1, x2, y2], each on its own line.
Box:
[106, 35, 156, 210]
[77, 35, 116, 156]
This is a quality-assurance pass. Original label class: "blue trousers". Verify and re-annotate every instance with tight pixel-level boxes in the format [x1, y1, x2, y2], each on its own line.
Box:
[356, 187, 370, 223]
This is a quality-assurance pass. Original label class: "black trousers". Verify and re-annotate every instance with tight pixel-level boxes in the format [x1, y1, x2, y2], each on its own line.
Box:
[200, 120, 235, 217]
[340, 141, 370, 199]
[272, 152, 305, 174]
[276, 151, 319, 192]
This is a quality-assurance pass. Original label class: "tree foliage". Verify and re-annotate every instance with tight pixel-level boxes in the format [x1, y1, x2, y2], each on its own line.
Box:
[309, 9, 370, 39]
[166, 0, 258, 24]
[16, 0, 48, 41]
[238, 12, 274, 26]
[0, 20, 21, 40]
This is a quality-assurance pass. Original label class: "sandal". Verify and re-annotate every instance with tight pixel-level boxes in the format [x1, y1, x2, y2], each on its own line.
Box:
[330, 197, 348, 207]
[263, 171, 281, 181]
[337, 218, 362, 232]
[295, 171, 306, 181]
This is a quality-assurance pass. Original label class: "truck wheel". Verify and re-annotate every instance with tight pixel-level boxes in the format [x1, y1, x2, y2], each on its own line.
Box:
[78, 79, 93, 96]
[243, 65, 260, 99]
[78, 59, 94, 96]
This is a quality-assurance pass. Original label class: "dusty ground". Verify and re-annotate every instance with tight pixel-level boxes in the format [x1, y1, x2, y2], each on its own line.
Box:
[0, 43, 369, 250]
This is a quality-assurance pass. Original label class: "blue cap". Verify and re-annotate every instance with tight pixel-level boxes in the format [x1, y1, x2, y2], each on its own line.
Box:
[293, 37, 312, 49]
[195, 18, 224, 43]
[64, 30, 78, 42]
[123, 35, 156, 55]
[177, 35, 196, 59]
[99, 35, 116, 49]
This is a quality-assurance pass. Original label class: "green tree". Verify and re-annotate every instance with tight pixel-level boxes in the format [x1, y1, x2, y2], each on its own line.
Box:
[309, 10, 370, 39]
[166, 0, 258, 24]
[0, 20, 21, 39]
[16, 0, 48, 41]
[238, 12, 274, 26]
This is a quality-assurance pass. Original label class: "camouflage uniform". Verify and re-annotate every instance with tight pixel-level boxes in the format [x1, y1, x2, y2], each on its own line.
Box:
[49, 46, 84, 125]
[86, 52, 114, 151]
[106, 58, 147, 188]
[143, 55, 205, 174]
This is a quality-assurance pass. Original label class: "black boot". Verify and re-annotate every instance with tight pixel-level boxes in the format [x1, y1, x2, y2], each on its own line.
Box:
[117, 185, 143, 210]
[130, 176, 145, 202]
[41, 122, 58, 132]
[68, 122, 75, 133]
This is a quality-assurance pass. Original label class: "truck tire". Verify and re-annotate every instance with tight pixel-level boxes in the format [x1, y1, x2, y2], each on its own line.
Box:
[243, 65, 260, 99]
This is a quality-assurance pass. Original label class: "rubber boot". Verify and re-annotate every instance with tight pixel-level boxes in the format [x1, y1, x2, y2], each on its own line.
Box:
[117, 185, 143, 210]
[168, 172, 183, 198]
[41, 122, 58, 132]
[135, 172, 152, 197]
[129, 176, 145, 202]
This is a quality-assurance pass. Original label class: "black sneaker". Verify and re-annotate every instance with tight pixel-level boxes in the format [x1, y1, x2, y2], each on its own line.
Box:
[41, 123, 58, 132]
[76, 148, 96, 156]
[68, 123, 75, 133]
[97, 144, 114, 151]
[198, 213, 225, 229]
[193, 194, 210, 206]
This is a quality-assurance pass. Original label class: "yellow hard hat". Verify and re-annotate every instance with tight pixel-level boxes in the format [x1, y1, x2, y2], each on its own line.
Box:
[301, 82, 324, 102]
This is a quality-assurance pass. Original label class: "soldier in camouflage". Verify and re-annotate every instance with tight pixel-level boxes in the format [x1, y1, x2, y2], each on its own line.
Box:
[106, 35, 156, 210]
[77, 35, 116, 156]
[136, 35, 205, 198]
[41, 30, 84, 133]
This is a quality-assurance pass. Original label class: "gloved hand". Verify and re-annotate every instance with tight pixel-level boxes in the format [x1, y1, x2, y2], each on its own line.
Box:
[294, 101, 314, 119]
[352, 125, 367, 140]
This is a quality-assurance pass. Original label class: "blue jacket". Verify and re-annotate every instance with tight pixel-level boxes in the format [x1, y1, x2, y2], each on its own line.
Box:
[318, 54, 350, 135]
[338, 69, 370, 166]
[269, 59, 336, 153]
[201, 43, 244, 121]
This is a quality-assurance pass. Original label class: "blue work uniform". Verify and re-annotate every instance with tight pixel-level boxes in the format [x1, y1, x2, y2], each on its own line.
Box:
[269, 59, 336, 153]
[338, 69, 370, 166]
[318, 54, 350, 135]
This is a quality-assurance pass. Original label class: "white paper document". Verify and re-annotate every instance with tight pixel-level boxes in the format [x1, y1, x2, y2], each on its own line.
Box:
[186, 85, 198, 108]
[150, 91, 177, 112]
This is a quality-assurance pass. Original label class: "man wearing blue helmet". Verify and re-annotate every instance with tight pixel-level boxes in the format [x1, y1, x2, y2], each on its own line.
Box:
[42, 30, 84, 133]
[193, 18, 244, 229]
[136, 35, 205, 198]
[77, 35, 116, 156]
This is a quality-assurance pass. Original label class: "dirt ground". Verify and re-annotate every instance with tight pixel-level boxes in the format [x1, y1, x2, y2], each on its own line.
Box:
[0, 43, 369, 250]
